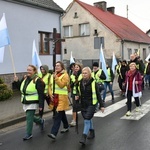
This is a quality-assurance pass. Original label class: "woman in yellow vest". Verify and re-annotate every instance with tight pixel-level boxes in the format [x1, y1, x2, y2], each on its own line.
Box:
[38, 65, 51, 118]
[102, 64, 115, 102]
[48, 61, 70, 140]
[69, 62, 82, 127]
[75, 67, 104, 145]
[14, 65, 45, 140]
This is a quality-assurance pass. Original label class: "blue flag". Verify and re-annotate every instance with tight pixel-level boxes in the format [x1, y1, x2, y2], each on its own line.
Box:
[32, 40, 42, 70]
[0, 13, 10, 48]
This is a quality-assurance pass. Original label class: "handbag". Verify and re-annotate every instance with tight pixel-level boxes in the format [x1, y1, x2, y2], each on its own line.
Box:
[53, 94, 59, 107]
[98, 83, 104, 92]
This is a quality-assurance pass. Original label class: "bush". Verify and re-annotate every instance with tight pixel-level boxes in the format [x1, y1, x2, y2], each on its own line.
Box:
[0, 77, 13, 101]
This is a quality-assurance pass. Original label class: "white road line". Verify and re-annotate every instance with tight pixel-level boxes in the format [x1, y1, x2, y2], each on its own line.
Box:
[121, 100, 150, 120]
[94, 98, 127, 117]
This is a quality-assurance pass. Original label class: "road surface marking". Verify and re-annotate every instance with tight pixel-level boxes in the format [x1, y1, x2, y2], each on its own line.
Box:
[121, 100, 150, 120]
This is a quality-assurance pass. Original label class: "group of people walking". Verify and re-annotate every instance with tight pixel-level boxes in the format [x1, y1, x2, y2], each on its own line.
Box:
[13, 52, 150, 145]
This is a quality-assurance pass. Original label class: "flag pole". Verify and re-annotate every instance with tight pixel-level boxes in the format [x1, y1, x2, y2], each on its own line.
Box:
[9, 45, 16, 76]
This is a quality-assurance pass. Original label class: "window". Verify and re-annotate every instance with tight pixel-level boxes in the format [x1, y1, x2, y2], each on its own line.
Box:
[128, 48, 132, 60]
[39, 32, 52, 55]
[143, 48, 146, 60]
[79, 23, 90, 36]
[64, 26, 73, 37]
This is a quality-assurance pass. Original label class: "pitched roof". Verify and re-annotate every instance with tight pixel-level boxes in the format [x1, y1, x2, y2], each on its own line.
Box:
[5, 0, 64, 13]
[76, 0, 150, 44]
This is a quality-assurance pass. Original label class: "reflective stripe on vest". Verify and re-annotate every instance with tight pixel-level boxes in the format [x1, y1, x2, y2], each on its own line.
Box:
[50, 74, 68, 95]
[70, 74, 82, 94]
[78, 80, 98, 105]
[38, 73, 50, 94]
[20, 77, 39, 102]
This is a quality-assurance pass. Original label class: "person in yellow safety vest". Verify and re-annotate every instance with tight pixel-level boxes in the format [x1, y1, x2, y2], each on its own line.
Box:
[38, 65, 51, 118]
[116, 60, 128, 96]
[48, 61, 70, 140]
[75, 67, 104, 145]
[91, 62, 106, 90]
[69, 62, 83, 127]
[102, 64, 115, 102]
[116, 60, 122, 76]
[144, 58, 150, 89]
[14, 65, 45, 141]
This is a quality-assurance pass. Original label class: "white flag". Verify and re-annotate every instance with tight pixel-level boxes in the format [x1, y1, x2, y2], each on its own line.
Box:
[145, 53, 150, 62]
[111, 52, 118, 73]
[70, 51, 75, 64]
[0, 47, 4, 63]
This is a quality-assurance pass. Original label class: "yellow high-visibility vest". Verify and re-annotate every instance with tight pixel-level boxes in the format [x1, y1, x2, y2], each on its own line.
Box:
[38, 73, 50, 94]
[78, 80, 98, 105]
[50, 74, 68, 95]
[70, 74, 82, 94]
[20, 77, 39, 102]
[104, 68, 111, 82]
[91, 69, 104, 83]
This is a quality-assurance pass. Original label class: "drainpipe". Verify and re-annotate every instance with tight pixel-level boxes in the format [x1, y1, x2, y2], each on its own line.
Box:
[121, 40, 124, 60]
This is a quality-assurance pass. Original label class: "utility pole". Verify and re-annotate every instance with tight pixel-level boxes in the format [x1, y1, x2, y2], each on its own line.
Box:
[127, 5, 128, 19]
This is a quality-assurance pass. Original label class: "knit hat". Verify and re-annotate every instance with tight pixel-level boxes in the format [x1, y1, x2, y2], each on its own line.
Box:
[93, 62, 99, 67]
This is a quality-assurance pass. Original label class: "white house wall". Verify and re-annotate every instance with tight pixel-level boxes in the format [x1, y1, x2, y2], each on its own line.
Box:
[0, 1, 61, 74]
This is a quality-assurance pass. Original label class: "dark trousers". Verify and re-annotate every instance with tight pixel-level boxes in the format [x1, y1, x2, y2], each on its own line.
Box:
[51, 111, 69, 136]
[127, 90, 140, 111]
[118, 77, 125, 91]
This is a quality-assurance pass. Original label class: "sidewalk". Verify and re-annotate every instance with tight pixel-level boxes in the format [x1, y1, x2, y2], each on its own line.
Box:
[0, 77, 119, 129]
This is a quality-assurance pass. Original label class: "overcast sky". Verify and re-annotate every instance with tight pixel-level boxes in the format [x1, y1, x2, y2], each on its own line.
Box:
[54, 0, 150, 33]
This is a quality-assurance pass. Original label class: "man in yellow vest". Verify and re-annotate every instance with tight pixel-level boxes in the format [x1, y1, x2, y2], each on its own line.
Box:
[91, 62, 106, 88]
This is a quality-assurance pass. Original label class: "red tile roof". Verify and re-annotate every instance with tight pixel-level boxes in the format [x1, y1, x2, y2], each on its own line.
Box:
[76, 0, 150, 44]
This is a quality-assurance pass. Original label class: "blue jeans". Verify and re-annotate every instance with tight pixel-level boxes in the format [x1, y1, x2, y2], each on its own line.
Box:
[103, 82, 114, 101]
[83, 119, 94, 135]
[50, 111, 69, 136]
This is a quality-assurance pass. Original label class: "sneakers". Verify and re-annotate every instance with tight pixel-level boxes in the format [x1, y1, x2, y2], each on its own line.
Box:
[23, 134, 33, 141]
[135, 107, 140, 112]
[60, 128, 69, 133]
[69, 120, 76, 127]
[47, 133, 56, 139]
[126, 111, 131, 116]
[41, 119, 45, 131]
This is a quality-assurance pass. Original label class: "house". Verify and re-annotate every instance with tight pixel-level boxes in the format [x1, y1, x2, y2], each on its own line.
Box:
[0, 0, 64, 87]
[146, 29, 150, 37]
[61, 0, 150, 67]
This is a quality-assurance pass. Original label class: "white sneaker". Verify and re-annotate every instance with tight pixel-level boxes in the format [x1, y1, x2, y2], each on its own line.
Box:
[136, 107, 140, 112]
[126, 111, 131, 116]
[69, 120, 76, 127]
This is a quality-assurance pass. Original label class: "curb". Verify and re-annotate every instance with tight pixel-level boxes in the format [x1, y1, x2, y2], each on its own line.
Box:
[0, 110, 52, 130]
[0, 88, 120, 129]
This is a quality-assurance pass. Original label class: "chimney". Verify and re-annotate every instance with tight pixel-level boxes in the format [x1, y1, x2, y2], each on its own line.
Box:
[94, 1, 107, 11]
[107, 7, 115, 14]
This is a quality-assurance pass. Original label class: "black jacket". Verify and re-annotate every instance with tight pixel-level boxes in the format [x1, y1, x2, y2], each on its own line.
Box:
[14, 76, 45, 108]
[79, 78, 104, 109]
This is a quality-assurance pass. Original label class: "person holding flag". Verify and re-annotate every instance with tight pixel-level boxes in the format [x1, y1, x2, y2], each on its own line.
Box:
[102, 63, 115, 102]
[14, 65, 45, 140]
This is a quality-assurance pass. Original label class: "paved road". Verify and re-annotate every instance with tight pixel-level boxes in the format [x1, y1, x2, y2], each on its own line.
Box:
[1, 87, 150, 150]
